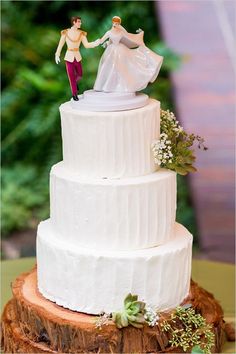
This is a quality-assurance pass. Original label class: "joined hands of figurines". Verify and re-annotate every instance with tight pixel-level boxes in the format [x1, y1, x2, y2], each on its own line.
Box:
[55, 16, 100, 101]
[93, 16, 163, 93]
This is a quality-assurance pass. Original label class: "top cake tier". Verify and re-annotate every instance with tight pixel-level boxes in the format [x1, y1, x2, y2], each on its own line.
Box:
[60, 99, 160, 178]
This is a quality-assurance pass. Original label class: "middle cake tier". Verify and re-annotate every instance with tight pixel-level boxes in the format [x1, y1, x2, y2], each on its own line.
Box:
[50, 162, 176, 250]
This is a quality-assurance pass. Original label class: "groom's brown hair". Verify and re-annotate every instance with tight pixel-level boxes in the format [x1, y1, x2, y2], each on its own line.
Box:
[71, 16, 81, 25]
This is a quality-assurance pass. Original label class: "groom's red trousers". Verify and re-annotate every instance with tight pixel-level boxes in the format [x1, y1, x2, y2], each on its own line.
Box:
[65, 59, 83, 96]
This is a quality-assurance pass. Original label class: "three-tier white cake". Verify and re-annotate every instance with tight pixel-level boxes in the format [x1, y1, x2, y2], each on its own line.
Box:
[37, 98, 193, 314]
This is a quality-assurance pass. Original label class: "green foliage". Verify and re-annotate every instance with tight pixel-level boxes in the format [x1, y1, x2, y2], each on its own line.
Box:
[191, 345, 205, 354]
[152, 110, 207, 176]
[1, 165, 49, 236]
[153, 42, 182, 72]
[112, 293, 146, 329]
[161, 306, 215, 354]
[176, 174, 197, 236]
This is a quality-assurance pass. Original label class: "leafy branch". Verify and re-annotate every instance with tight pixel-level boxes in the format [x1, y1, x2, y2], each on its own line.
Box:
[160, 305, 215, 354]
[152, 110, 208, 175]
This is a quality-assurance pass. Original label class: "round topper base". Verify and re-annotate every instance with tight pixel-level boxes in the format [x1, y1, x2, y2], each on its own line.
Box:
[70, 90, 149, 112]
[1, 267, 225, 353]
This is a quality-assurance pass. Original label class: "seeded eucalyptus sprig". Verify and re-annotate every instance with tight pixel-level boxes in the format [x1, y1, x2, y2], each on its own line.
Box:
[161, 305, 215, 354]
[151, 110, 208, 175]
[112, 293, 146, 329]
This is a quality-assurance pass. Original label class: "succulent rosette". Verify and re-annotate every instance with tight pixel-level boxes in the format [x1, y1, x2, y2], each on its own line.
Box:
[112, 293, 146, 329]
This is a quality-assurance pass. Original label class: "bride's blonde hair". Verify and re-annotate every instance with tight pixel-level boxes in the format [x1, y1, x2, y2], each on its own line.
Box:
[112, 16, 121, 24]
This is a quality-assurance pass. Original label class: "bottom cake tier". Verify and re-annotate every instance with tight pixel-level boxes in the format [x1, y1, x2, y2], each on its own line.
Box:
[37, 220, 192, 314]
[1, 269, 225, 354]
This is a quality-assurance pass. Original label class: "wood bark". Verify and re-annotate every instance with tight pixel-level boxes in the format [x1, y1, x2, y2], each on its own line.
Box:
[1, 267, 226, 353]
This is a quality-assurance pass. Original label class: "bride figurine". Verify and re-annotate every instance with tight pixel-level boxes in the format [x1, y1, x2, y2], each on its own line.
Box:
[93, 16, 163, 93]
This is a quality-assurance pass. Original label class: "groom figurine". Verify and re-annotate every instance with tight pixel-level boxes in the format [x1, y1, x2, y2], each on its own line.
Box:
[55, 16, 100, 100]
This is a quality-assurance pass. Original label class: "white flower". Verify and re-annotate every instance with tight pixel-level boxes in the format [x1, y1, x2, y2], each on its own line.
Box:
[151, 140, 159, 148]
[144, 306, 159, 327]
[151, 135, 174, 167]
[95, 312, 111, 329]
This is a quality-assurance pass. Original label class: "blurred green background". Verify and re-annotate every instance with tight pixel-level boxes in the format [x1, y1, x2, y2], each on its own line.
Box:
[1, 0, 196, 256]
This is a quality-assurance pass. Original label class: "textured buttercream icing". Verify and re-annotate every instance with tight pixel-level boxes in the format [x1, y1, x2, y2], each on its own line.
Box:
[36, 97, 193, 316]
[37, 221, 192, 314]
[50, 162, 176, 250]
[60, 99, 160, 178]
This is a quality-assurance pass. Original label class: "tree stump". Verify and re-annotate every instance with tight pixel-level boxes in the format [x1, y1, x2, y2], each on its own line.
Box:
[1, 267, 226, 353]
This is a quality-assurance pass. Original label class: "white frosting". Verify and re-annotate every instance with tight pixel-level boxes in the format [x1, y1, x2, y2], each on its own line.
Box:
[60, 99, 160, 178]
[36, 97, 193, 317]
[37, 220, 192, 314]
[50, 162, 177, 250]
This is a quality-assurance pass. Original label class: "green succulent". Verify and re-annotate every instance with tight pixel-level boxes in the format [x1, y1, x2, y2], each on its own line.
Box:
[112, 293, 146, 329]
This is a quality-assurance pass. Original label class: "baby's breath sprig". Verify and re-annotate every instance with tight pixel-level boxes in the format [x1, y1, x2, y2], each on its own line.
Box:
[151, 110, 208, 175]
[95, 312, 112, 330]
[144, 305, 159, 327]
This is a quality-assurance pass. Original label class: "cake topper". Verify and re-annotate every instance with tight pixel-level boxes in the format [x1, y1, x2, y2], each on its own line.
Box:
[57, 16, 164, 111]
[93, 16, 163, 93]
[55, 16, 100, 101]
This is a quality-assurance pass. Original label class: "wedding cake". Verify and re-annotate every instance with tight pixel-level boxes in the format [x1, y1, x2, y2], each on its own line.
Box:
[36, 15, 194, 316]
[1, 17, 227, 354]
[0, 97, 226, 354]
[36, 97, 193, 315]
[0, 100, 226, 353]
